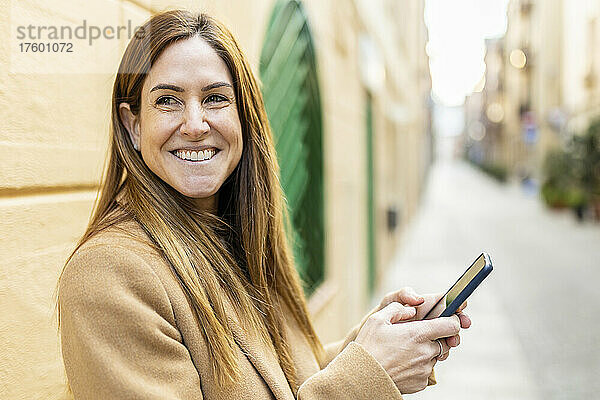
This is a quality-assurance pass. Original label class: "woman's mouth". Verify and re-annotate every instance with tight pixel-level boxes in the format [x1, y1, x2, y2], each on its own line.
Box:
[171, 148, 219, 162]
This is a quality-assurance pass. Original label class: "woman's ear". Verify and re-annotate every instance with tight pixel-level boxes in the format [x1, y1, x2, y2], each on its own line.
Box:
[119, 103, 141, 151]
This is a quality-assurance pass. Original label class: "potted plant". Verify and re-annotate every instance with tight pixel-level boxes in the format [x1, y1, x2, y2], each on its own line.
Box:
[572, 118, 600, 220]
[541, 149, 580, 209]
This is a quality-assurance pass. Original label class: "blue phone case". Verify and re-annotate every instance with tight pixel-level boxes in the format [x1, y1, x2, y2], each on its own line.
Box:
[425, 253, 493, 319]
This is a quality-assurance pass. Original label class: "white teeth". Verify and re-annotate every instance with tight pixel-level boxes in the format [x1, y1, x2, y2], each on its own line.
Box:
[174, 149, 217, 162]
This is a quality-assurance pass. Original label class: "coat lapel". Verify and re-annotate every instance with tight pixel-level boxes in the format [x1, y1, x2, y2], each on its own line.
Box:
[223, 300, 295, 400]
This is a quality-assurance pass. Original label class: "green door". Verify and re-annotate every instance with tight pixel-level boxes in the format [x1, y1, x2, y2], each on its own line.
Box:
[260, 0, 325, 293]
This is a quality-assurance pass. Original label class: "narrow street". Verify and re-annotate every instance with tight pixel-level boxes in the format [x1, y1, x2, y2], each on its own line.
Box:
[376, 153, 600, 399]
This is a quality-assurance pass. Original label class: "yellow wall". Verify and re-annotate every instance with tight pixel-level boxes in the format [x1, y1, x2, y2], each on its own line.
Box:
[1, 0, 141, 397]
[0, 1, 431, 398]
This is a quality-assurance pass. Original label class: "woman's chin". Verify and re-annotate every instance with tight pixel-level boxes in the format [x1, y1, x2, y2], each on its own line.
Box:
[173, 186, 219, 209]
[171, 180, 220, 200]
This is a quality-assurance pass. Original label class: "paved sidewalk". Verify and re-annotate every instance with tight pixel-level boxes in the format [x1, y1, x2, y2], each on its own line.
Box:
[374, 160, 541, 400]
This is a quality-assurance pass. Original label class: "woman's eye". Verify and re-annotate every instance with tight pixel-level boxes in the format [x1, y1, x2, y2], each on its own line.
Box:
[155, 96, 180, 107]
[204, 94, 228, 104]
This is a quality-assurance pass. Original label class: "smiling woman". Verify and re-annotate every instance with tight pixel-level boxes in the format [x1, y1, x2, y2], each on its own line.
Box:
[55, 9, 469, 400]
[56, 11, 326, 397]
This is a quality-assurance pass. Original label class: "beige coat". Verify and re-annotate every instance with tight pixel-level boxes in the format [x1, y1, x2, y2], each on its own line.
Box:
[59, 216, 434, 399]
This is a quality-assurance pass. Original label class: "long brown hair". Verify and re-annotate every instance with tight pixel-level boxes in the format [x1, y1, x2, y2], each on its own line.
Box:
[56, 10, 324, 392]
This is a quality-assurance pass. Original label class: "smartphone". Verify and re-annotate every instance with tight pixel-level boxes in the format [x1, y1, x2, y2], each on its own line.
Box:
[423, 252, 493, 319]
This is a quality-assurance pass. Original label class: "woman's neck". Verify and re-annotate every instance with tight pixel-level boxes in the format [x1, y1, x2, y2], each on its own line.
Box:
[191, 193, 219, 214]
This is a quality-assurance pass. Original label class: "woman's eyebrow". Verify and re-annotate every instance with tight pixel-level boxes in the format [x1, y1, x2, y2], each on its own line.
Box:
[201, 82, 233, 91]
[150, 83, 184, 93]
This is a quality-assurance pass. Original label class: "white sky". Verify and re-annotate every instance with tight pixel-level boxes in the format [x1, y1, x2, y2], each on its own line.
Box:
[425, 0, 510, 106]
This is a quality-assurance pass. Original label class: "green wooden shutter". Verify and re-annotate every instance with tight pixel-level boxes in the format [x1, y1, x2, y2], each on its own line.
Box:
[260, 0, 324, 293]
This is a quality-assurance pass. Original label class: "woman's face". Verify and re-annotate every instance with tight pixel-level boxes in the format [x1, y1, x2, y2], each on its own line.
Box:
[120, 36, 243, 212]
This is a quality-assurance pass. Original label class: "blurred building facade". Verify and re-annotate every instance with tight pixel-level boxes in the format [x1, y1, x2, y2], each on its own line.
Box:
[504, 0, 563, 181]
[0, 0, 432, 398]
[465, 0, 600, 182]
[561, 0, 600, 133]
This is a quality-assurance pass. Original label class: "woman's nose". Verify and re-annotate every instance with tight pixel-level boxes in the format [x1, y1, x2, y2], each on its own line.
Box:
[180, 103, 210, 138]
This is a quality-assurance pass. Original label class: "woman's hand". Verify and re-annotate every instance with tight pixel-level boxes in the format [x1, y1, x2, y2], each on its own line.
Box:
[354, 302, 461, 394]
[377, 288, 471, 360]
